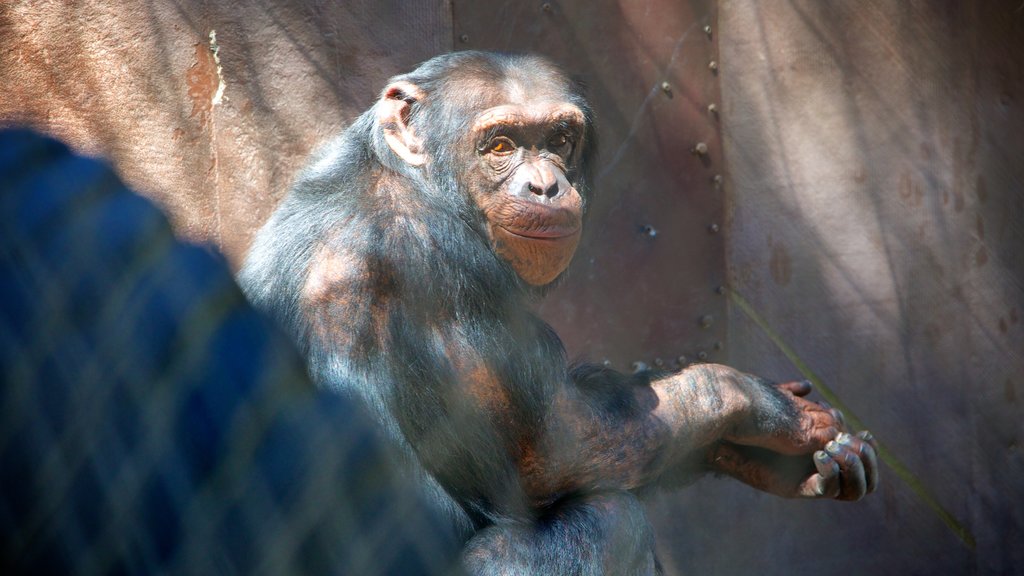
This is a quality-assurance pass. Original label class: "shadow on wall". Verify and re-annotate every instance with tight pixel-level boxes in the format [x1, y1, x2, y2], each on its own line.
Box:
[2, 1, 1022, 574]
[0, 1, 451, 265]
[677, 1, 1023, 575]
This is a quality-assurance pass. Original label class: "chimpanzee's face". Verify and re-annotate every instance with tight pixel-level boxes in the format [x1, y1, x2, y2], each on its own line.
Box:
[464, 94, 587, 286]
[379, 56, 592, 286]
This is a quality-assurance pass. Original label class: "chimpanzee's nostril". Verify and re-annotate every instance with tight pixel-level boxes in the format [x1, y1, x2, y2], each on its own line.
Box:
[528, 183, 544, 196]
[544, 182, 559, 198]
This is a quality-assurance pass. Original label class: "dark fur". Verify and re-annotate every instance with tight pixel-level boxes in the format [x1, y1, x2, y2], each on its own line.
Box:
[240, 52, 659, 572]
[245, 52, 589, 517]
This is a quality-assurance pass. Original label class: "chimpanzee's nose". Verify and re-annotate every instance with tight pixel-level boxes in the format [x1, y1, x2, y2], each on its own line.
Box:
[527, 180, 560, 199]
[520, 163, 563, 200]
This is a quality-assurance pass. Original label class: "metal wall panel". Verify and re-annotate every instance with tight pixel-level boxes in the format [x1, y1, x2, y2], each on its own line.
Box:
[453, 0, 727, 371]
[8, 2, 1021, 574]
[713, 1, 1024, 574]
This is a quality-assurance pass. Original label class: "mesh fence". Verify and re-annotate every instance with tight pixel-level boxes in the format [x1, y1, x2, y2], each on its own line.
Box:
[0, 130, 463, 575]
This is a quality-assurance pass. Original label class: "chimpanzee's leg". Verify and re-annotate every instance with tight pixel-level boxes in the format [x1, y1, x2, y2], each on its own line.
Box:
[462, 490, 658, 576]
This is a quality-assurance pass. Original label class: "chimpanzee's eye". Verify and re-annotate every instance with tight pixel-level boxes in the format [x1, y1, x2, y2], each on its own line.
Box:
[548, 133, 569, 149]
[488, 137, 516, 154]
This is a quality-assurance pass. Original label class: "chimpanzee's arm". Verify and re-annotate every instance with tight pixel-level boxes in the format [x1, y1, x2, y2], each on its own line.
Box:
[527, 363, 878, 502]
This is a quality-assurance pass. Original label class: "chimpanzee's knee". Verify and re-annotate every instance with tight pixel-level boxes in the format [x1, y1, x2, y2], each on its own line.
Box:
[463, 491, 657, 576]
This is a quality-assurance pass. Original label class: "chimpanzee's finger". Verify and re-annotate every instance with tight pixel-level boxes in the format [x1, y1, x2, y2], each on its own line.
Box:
[777, 379, 813, 397]
[817, 401, 847, 430]
[853, 431, 880, 494]
[826, 434, 868, 501]
[798, 450, 840, 498]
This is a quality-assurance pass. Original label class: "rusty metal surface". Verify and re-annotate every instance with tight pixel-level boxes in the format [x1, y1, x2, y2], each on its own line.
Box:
[711, 1, 1024, 574]
[0, 0, 452, 266]
[453, 0, 727, 371]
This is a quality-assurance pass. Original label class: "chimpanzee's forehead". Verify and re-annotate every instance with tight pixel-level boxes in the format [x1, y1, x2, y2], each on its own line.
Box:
[502, 56, 573, 93]
[500, 74, 574, 107]
[471, 102, 585, 135]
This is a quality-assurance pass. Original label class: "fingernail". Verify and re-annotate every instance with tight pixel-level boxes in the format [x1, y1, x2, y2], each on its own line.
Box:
[815, 450, 831, 462]
[858, 431, 874, 442]
[826, 440, 841, 454]
[836, 432, 852, 444]
[814, 478, 827, 496]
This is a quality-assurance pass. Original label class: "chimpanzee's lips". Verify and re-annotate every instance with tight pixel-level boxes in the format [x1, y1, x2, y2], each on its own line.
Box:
[496, 204, 582, 240]
[499, 225, 580, 240]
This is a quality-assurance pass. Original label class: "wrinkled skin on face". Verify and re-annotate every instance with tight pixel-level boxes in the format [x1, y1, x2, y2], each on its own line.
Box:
[465, 102, 587, 285]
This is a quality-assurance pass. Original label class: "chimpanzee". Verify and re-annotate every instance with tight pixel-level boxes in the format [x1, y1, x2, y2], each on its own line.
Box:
[239, 51, 878, 574]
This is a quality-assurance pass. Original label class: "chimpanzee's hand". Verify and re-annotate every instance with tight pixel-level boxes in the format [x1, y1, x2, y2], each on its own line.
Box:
[710, 377, 879, 500]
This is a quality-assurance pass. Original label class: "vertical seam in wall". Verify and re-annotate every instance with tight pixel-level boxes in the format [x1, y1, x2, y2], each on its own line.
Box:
[711, 0, 732, 365]
[445, 0, 456, 51]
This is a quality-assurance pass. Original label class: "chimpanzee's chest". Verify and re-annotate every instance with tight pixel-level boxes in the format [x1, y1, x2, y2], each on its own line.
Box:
[442, 316, 567, 427]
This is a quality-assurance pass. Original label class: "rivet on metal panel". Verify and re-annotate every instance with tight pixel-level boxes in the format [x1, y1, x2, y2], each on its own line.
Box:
[631, 361, 649, 373]
[653, 357, 665, 368]
[675, 355, 689, 368]
[693, 142, 709, 156]
[660, 81, 673, 98]
[699, 315, 714, 329]
[708, 60, 719, 74]
[715, 285, 726, 295]
[642, 225, 658, 237]
[459, 34, 470, 43]
[697, 351, 709, 361]
[713, 341, 723, 351]
[712, 174, 723, 189]
[708, 223, 720, 234]
[542, 2, 553, 13]
[707, 103, 718, 117]
[704, 25, 712, 39]
[602, 359, 611, 367]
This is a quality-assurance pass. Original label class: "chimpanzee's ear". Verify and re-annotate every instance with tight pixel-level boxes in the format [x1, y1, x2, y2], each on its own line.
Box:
[377, 81, 426, 166]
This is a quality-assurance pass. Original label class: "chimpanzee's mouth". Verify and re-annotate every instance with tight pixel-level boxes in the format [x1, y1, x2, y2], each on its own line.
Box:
[498, 225, 580, 240]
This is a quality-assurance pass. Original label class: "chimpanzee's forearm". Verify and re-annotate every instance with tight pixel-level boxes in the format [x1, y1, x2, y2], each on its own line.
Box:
[527, 364, 765, 497]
